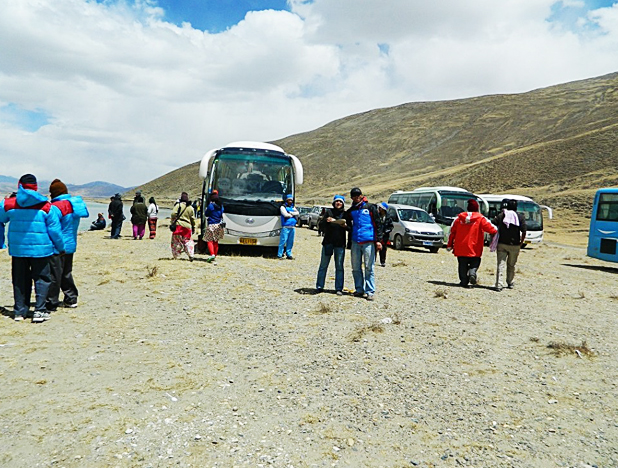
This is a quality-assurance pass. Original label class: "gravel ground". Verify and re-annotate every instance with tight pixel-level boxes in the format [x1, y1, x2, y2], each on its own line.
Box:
[0, 222, 616, 468]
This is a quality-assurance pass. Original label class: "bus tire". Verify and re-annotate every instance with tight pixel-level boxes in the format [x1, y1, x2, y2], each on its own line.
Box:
[393, 234, 404, 250]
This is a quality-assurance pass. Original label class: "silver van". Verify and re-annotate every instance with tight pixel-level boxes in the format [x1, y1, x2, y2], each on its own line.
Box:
[387, 203, 444, 253]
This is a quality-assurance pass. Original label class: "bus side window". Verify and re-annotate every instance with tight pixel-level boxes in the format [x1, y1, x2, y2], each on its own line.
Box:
[417, 194, 431, 211]
[388, 195, 398, 204]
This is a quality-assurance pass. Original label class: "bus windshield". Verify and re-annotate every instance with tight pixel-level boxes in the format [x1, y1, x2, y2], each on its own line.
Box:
[211, 152, 293, 203]
[519, 201, 543, 231]
[398, 208, 435, 223]
[438, 192, 483, 220]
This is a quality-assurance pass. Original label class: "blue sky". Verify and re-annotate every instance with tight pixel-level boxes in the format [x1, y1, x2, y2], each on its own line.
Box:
[0, 0, 617, 186]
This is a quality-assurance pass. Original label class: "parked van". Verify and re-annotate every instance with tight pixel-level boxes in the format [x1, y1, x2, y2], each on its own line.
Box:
[587, 188, 618, 263]
[388, 187, 487, 241]
[386, 204, 444, 253]
[479, 194, 553, 245]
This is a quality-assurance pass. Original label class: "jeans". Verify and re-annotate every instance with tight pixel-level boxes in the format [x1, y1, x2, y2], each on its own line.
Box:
[278, 227, 295, 258]
[351, 241, 376, 295]
[12, 256, 52, 318]
[457, 256, 481, 286]
[111, 220, 123, 239]
[47, 253, 78, 310]
[316, 244, 345, 291]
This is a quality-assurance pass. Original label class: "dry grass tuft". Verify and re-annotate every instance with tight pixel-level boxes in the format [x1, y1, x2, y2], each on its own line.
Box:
[575, 291, 586, 299]
[391, 260, 408, 267]
[434, 289, 449, 299]
[146, 265, 159, 278]
[315, 303, 332, 315]
[547, 340, 595, 358]
[349, 323, 384, 342]
[529, 337, 540, 343]
[609, 293, 618, 301]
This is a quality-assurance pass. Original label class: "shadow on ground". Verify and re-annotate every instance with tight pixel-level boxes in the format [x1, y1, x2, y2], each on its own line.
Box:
[562, 263, 618, 274]
[427, 280, 496, 291]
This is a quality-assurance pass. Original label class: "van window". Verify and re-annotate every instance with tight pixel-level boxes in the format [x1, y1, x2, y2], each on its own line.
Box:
[388, 207, 398, 221]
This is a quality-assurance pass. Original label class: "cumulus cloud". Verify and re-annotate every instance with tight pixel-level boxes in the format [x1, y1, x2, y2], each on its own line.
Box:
[0, 0, 616, 186]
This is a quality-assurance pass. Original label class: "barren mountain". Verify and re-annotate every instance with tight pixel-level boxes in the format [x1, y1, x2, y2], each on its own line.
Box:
[135, 72, 618, 213]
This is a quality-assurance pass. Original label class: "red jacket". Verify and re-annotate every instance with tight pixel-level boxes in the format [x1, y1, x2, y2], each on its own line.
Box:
[447, 212, 497, 257]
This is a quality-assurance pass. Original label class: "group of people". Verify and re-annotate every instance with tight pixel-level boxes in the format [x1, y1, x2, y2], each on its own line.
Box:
[106, 190, 160, 240]
[284, 187, 526, 298]
[0, 174, 89, 322]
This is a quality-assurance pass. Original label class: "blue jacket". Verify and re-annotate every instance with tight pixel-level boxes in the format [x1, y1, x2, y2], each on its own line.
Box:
[346, 198, 383, 244]
[51, 194, 89, 254]
[0, 187, 65, 257]
[281, 204, 298, 227]
[205, 202, 224, 225]
[0, 222, 5, 249]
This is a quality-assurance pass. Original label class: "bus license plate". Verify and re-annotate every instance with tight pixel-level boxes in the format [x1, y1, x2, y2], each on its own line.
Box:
[239, 238, 257, 245]
[422, 241, 434, 246]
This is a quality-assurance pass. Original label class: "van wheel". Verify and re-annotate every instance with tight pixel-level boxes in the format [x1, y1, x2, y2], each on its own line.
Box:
[428, 246, 440, 253]
[393, 235, 404, 250]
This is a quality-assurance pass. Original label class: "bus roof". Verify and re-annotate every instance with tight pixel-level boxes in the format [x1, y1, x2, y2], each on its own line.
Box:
[478, 194, 536, 203]
[595, 188, 618, 194]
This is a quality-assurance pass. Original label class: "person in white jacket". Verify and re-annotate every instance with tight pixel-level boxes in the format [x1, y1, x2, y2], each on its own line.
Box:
[147, 197, 159, 239]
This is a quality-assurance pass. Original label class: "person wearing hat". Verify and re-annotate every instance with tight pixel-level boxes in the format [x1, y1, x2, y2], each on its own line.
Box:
[278, 194, 299, 259]
[108, 193, 124, 239]
[316, 195, 348, 294]
[377, 202, 394, 267]
[447, 198, 497, 287]
[492, 199, 527, 291]
[345, 187, 383, 301]
[0, 174, 65, 322]
[46, 178, 89, 311]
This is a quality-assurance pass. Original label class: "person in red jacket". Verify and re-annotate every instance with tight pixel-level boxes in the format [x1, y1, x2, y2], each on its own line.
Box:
[447, 199, 497, 287]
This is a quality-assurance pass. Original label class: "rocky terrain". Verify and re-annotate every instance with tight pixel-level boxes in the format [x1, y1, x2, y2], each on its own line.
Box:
[0, 217, 616, 467]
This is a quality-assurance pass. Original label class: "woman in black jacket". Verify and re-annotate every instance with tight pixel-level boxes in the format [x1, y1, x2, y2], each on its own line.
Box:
[315, 195, 348, 295]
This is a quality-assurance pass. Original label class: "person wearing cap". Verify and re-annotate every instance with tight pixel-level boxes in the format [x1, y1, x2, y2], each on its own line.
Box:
[203, 191, 225, 263]
[492, 199, 527, 291]
[108, 193, 124, 239]
[377, 202, 394, 267]
[278, 194, 299, 260]
[316, 195, 348, 294]
[447, 199, 497, 287]
[0, 174, 65, 322]
[46, 178, 89, 311]
[345, 187, 383, 301]
[170, 192, 196, 261]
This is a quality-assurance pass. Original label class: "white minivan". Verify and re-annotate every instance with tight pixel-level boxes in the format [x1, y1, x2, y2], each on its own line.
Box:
[387, 203, 444, 253]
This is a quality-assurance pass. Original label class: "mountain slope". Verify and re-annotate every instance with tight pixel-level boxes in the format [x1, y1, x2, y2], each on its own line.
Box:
[135, 72, 618, 212]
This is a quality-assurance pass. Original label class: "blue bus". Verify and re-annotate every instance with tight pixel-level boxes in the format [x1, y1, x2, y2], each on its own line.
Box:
[587, 188, 618, 263]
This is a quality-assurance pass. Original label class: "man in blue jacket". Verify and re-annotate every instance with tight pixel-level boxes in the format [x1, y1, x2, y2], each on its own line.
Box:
[345, 187, 383, 301]
[46, 179, 89, 311]
[0, 174, 65, 322]
[278, 194, 299, 260]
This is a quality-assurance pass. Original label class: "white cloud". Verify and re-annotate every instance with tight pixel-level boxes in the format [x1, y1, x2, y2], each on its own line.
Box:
[0, 0, 616, 186]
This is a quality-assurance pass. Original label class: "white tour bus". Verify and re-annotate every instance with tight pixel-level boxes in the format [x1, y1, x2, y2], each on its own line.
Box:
[478, 194, 553, 245]
[388, 186, 488, 242]
[199, 141, 303, 248]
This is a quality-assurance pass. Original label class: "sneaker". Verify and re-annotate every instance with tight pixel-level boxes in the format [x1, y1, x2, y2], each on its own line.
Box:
[380, 263, 386, 267]
[14, 315, 25, 322]
[286, 256, 294, 260]
[205, 255, 215, 263]
[315, 288, 324, 294]
[507, 283, 514, 289]
[366, 295, 375, 301]
[278, 256, 286, 260]
[469, 273, 477, 285]
[63, 302, 78, 309]
[353, 291, 365, 298]
[42, 312, 51, 321]
[32, 311, 46, 323]
[495, 286, 503, 292]
[336, 291, 343, 296]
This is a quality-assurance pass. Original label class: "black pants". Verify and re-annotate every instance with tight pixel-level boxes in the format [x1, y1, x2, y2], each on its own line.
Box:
[457, 256, 481, 286]
[47, 253, 78, 310]
[378, 236, 389, 265]
[12, 256, 52, 318]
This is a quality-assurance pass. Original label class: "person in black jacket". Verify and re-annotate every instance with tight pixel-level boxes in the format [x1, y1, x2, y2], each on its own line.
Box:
[89, 213, 106, 231]
[108, 194, 124, 239]
[377, 202, 394, 267]
[315, 195, 347, 295]
[492, 199, 527, 291]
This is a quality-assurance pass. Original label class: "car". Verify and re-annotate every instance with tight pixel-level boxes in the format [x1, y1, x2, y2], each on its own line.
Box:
[387, 203, 444, 253]
[297, 206, 311, 227]
[307, 205, 330, 230]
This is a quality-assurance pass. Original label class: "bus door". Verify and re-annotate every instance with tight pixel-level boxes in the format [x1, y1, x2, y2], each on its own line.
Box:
[587, 190, 618, 263]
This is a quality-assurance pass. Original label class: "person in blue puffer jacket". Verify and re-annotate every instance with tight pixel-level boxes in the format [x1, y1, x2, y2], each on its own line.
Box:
[0, 174, 65, 322]
[278, 194, 299, 259]
[46, 179, 89, 311]
[345, 187, 383, 301]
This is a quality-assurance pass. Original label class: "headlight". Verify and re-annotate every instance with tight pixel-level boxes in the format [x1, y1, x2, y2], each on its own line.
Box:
[405, 228, 418, 234]
[269, 229, 282, 237]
